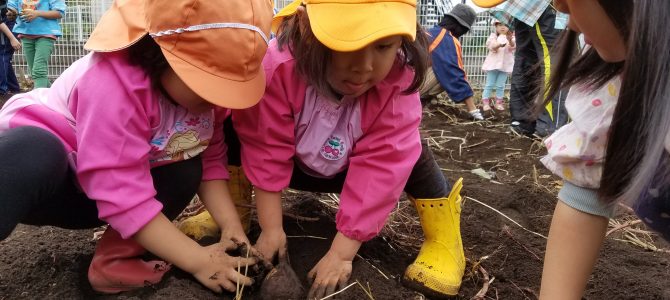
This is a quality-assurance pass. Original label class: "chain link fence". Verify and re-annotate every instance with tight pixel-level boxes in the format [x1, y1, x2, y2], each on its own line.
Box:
[14, 0, 497, 90]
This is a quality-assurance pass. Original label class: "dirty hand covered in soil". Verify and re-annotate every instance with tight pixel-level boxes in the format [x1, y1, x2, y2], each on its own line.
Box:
[1, 101, 669, 299]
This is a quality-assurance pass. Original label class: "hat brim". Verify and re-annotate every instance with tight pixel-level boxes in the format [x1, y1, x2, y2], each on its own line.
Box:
[448, 13, 473, 29]
[84, 0, 147, 52]
[307, 1, 416, 52]
[162, 49, 266, 109]
[471, 0, 507, 8]
[271, 0, 302, 34]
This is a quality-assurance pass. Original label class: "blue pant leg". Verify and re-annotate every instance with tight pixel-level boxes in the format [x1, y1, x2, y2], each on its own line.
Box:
[482, 70, 499, 99]
[6, 49, 19, 93]
[0, 46, 12, 94]
[494, 71, 509, 98]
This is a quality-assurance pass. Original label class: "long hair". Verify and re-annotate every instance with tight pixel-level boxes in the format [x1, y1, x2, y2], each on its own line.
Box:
[600, 0, 670, 203]
[276, 7, 429, 96]
[127, 35, 170, 90]
[542, 0, 632, 106]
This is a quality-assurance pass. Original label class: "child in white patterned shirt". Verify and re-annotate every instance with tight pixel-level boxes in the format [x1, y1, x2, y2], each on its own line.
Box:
[538, 0, 670, 299]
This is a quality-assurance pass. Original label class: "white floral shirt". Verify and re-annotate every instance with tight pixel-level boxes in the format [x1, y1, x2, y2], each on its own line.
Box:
[541, 76, 621, 188]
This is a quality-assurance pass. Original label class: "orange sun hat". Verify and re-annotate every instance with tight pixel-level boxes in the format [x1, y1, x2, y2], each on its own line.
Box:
[272, 0, 417, 52]
[85, 0, 273, 109]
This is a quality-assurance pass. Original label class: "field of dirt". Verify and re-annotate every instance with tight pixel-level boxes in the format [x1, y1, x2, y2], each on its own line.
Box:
[1, 101, 669, 299]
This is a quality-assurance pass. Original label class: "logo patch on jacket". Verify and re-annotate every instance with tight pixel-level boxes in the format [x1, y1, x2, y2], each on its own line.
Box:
[320, 136, 346, 160]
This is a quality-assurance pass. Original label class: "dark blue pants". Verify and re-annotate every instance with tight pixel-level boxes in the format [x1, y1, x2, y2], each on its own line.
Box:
[0, 23, 19, 94]
[633, 154, 670, 242]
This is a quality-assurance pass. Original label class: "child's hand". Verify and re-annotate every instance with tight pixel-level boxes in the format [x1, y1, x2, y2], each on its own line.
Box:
[496, 35, 508, 48]
[254, 228, 287, 263]
[221, 220, 251, 247]
[10, 38, 21, 50]
[6, 9, 17, 21]
[306, 232, 361, 299]
[20, 9, 40, 22]
[191, 239, 258, 293]
[307, 249, 353, 299]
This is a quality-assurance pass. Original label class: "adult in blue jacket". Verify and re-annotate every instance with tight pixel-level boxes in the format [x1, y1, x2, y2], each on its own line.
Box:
[419, 4, 481, 120]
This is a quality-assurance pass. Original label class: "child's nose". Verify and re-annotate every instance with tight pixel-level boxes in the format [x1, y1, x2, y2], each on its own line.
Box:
[350, 48, 374, 74]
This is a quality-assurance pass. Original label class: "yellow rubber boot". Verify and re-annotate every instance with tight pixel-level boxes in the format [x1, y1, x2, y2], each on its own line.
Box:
[402, 178, 465, 298]
[178, 166, 253, 240]
[177, 210, 219, 241]
[227, 165, 253, 233]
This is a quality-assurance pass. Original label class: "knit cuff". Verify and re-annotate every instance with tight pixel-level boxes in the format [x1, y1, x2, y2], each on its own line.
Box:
[558, 181, 616, 218]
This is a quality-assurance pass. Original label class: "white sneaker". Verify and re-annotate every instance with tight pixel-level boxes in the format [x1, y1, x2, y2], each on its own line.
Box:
[469, 109, 484, 121]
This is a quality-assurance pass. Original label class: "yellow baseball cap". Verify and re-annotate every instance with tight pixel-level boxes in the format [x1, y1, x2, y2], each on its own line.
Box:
[470, 0, 507, 8]
[85, 0, 273, 109]
[273, 0, 417, 52]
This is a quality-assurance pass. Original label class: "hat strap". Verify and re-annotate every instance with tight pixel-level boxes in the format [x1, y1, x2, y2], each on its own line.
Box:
[150, 23, 269, 45]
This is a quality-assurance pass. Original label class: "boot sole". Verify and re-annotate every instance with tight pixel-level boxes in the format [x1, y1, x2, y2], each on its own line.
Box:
[89, 266, 168, 294]
[402, 264, 461, 299]
[402, 275, 459, 299]
[92, 285, 147, 294]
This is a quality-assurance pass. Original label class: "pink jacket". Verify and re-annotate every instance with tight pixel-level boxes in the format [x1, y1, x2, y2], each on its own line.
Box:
[481, 33, 515, 73]
[233, 40, 422, 242]
[0, 52, 229, 239]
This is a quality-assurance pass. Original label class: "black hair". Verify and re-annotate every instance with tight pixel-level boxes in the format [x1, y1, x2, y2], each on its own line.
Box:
[127, 35, 170, 91]
[600, 0, 670, 203]
[542, 0, 632, 106]
[276, 8, 429, 96]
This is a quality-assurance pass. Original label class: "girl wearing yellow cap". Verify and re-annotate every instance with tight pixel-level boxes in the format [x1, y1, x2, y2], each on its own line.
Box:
[233, 0, 465, 298]
[0, 0, 272, 294]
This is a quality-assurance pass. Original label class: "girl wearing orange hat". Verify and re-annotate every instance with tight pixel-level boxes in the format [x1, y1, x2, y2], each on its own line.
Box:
[0, 0, 272, 294]
[233, 0, 466, 298]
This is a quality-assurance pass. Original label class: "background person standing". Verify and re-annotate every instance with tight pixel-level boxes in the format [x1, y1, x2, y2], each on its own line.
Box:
[0, 0, 21, 104]
[474, 0, 568, 137]
[7, 0, 65, 89]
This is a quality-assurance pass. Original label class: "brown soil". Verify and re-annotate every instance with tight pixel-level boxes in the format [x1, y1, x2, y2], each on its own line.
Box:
[1, 103, 669, 299]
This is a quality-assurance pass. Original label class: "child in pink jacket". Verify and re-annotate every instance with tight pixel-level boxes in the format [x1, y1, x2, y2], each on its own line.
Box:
[231, 0, 465, 298]
[0, 0, 272, 294]
[481, 19, 515, 111]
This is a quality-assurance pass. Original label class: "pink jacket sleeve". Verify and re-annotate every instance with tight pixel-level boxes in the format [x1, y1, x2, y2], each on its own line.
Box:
[486, 33, 499, 52]
[233, 45, 303, 192]
[201, 107, 230, 181]
[336, 66, 422, 241]
[71, 58, 164, 239]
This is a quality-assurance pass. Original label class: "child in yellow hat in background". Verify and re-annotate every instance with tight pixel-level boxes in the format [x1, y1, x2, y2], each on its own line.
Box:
[0, 0, 272, 294]
[230, 0, 465, 298]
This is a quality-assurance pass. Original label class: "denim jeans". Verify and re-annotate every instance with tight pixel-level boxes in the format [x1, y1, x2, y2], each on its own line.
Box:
[0, 24, 19, 94]
[482, 70, 508, 99]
